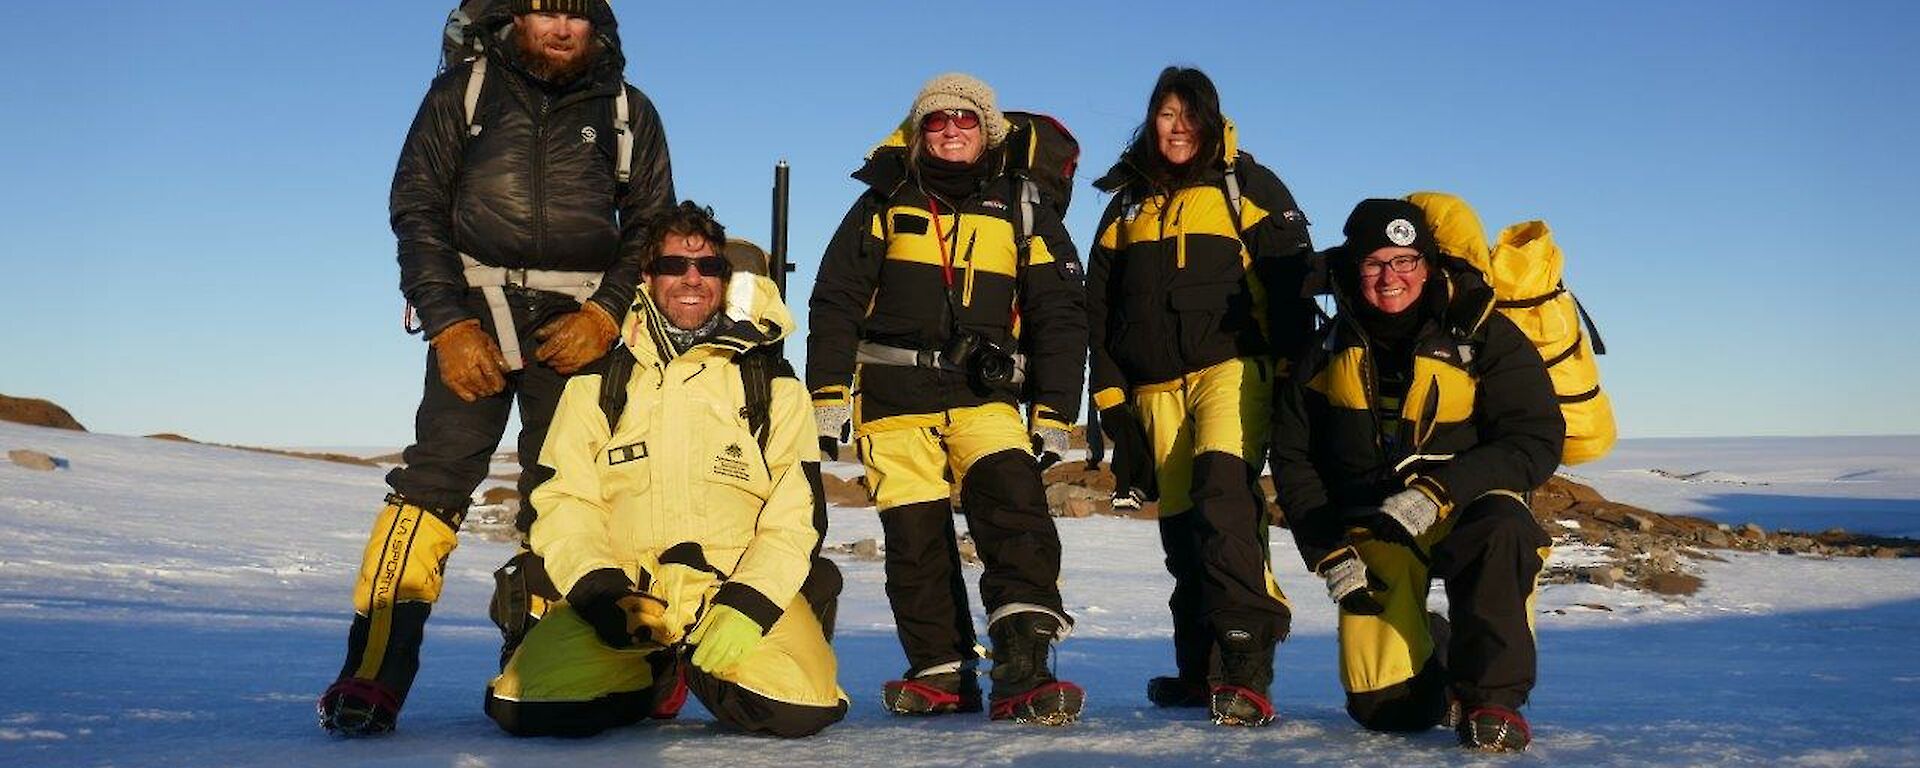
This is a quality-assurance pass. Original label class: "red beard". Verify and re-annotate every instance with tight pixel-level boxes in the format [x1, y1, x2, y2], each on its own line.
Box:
[512, 23, 599, 84]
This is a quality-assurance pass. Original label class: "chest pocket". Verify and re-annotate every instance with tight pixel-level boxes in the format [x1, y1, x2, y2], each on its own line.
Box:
[696, 398, 772, 515]
[1402, 355, 1477, 450]
[600, 393, 655, 504]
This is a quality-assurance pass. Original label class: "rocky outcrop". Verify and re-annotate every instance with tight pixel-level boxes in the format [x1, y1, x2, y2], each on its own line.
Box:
[0, 394, 85, 431]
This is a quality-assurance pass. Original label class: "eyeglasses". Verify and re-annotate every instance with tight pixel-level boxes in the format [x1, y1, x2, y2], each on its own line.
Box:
[648, 254, 730, 278]
[1357, 254, 1423, 277]
[921, 109, 980, 133]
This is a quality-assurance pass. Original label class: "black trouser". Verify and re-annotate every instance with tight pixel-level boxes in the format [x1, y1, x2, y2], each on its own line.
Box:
[1160, 452, 1292, 682]
[386, 288, 580, 526]
[1432, 494, 1550, 711]
[880, 449, 1066, 675]
[334, 287, 582, 705]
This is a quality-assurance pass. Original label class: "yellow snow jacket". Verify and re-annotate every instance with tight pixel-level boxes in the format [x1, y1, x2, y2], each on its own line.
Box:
[531, 274, 822, 640]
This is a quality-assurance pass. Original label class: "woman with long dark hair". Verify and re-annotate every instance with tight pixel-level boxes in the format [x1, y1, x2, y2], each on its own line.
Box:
[1086, 66, 1317, 727]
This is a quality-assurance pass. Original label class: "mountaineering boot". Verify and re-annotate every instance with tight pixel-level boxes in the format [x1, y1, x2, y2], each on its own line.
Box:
[318, 678, 401, 736]
[1458, 705, 1531, 752]
[1209, 626, 1276, 727]
[986, 612, 1084, 726]
[882, 669, 983, 715]
[1146, 675, 1210, 708]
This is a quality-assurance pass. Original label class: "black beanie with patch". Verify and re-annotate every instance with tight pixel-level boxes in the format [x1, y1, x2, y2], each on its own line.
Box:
[1339, 198, 1436, 262]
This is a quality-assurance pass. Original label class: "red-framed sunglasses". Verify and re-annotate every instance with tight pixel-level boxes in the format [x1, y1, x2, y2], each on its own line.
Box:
[648, 254, 731, 278]
[921, 109, 980, 133]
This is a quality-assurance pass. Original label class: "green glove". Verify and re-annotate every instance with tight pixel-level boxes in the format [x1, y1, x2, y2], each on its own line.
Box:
[689, 604, 766, 674]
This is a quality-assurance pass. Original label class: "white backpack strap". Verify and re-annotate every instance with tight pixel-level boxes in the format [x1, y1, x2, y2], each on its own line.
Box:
[614, 84, 633, 185]
[1018, 178, 1039, 255]
[1222, 165, 1245, 231]
[463, 56, 487, 137]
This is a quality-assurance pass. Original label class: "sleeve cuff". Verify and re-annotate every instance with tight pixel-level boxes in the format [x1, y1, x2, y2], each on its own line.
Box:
[712, 581, 782, 636]
[811, 386, 850, 407]
[1029, 405, 1070, 434]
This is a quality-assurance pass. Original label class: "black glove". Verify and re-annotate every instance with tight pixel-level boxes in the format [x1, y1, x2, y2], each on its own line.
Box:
[818, 436, 840, 462]
[1100, 404, 1157, 501]
[566, 567, 664, 649]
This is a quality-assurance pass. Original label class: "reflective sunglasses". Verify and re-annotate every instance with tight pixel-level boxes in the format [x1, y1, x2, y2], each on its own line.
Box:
[648, 254, 731, 278]
[921, 109, 981, 133]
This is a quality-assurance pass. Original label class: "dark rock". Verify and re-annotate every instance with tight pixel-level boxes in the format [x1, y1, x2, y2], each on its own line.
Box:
[1641, 572, 1703, 596]
[480, 486, 518, 505]
[851, 538, 880, 560]
[820, 473, 872, 508]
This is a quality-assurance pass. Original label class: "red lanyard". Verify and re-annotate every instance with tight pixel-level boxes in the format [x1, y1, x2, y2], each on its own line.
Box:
[927, 195, 957, 288]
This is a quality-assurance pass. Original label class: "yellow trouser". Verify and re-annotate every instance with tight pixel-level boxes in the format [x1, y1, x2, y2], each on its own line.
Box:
[854, 402, 1031, 511]
[490, 597, 845, 710]
[1134, 357, 1273, 518]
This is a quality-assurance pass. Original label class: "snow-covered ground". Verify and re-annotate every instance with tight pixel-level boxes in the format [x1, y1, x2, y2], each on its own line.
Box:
[3, 423, 1917, 766]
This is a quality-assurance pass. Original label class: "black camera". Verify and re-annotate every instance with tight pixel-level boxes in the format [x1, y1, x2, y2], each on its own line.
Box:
[942, 329, 1018, 387]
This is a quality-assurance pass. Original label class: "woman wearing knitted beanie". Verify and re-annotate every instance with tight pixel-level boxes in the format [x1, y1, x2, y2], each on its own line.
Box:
[805, 73, 1088, 725]
[1085, 66, 1317, 727]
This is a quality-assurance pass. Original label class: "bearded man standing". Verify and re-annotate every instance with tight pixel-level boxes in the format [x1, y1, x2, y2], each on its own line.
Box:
[319, 0, 673, 735]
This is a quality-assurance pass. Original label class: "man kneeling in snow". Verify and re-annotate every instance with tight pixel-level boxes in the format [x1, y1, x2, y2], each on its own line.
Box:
[485, 202, 847, 738]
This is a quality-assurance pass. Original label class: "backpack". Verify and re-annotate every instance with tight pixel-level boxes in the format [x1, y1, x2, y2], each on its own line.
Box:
[1406, 192, 1617, 465]
[1001, 112, 1080, 261]
[438, 1, 634, 188]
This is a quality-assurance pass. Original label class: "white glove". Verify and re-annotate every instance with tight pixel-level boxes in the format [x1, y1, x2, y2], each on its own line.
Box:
[814, 402, 849, 441]
[1378, 487, 1441, 540]
[1316, 547, 1384, 615]
[1031, 426, 1069, 470]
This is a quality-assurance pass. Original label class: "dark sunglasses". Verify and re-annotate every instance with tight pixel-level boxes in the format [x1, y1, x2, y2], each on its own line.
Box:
[648, 254, 731, 278]
[921, 109, 980, 133]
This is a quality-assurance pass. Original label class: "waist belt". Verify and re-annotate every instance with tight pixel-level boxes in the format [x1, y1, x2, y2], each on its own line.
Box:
[854, 340, 1027, 385]
[460, 253, 604, 371]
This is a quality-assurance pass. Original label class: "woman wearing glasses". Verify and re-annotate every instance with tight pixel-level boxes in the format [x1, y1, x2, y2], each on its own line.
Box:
[1084, 66, 1315, 727]
[805, 73, 1087, 725]
[1268, 198, 1562, 752]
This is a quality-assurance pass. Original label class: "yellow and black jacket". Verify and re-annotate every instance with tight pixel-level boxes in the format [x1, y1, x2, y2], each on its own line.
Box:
[806, 124, 1088, 431]
[1269, 262, 1564, 569]
[530, 275, 823, 637]
[1086, 121, 1313, 410]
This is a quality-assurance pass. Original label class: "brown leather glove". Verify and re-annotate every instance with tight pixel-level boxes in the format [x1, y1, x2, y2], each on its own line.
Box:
[534, 303, 619, 374]
[430, 319, 507, 402]
[618, 593, 672, 646]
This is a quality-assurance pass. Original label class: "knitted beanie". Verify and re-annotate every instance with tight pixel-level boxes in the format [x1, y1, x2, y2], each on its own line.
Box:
[908, 73, 1010, 148]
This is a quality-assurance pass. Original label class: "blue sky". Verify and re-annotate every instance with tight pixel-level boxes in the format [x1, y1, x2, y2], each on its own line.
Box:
[1, 1, 1914, 447]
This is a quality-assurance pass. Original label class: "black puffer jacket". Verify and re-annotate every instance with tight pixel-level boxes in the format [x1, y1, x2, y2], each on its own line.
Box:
[390, 6, 674, 339]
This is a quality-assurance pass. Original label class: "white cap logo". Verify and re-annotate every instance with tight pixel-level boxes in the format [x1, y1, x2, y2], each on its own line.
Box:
[1385, 219, 1417, 246]
[580, 126, 598, 144]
